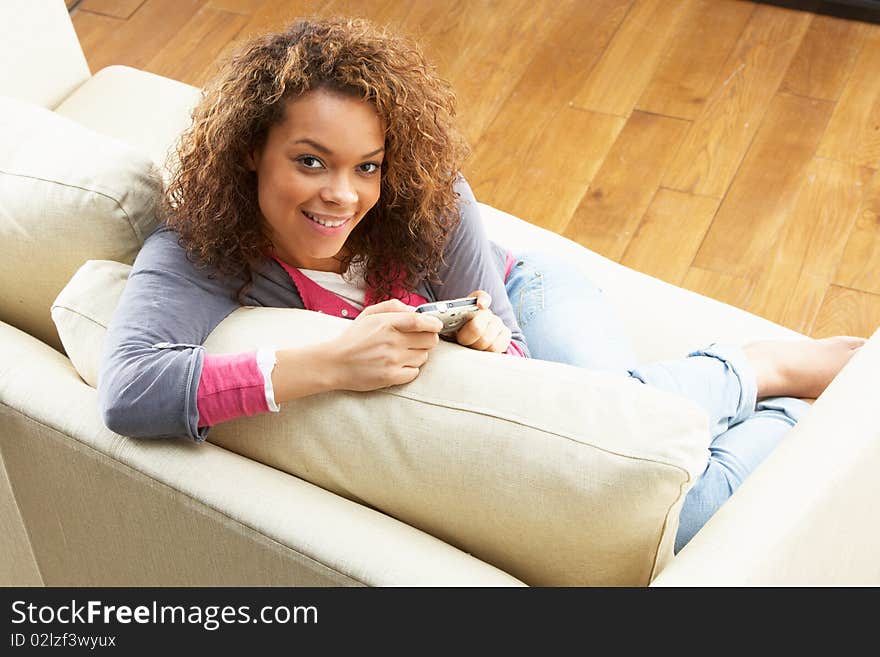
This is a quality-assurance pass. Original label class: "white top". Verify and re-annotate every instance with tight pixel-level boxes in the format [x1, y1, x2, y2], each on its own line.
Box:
[299, 265, 367, 310]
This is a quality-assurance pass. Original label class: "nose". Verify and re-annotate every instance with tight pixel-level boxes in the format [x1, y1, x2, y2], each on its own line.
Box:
[320, 173, 358, 206]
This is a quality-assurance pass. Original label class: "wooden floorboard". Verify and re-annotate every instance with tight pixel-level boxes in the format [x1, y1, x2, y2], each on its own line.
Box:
[748, 157, 873, 334]
[635, 0, 754, 121]
[834, 169, 880, 296]
[661, 3, 816, 199]
[79, 0, 145, 19]
[691, 92, 834, 279]
[779, 8, 871, 101]
[620, 188, 720, 286]
[69, 0, 880, 339]
[563, 111, 691, 261]
[815, 29, 880, 169]
[145, 5, 249, 88]
[570, 0, 690, 118]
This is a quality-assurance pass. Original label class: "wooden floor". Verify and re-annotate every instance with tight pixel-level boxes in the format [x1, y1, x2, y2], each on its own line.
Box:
[70, 0, 880, 339]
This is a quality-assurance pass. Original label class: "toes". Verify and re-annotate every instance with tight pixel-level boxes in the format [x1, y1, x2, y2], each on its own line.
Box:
[843, 336, 868, 349]
[821, 335, 867, 349]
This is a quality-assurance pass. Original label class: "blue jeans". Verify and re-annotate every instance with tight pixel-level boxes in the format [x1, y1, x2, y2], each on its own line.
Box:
[505, 251, 810, 553]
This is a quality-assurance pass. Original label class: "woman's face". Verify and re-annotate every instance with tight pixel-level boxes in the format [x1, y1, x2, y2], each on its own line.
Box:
[250, 89, 385, 272]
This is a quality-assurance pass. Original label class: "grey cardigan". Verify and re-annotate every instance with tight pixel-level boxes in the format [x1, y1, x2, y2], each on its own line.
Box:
[98, 179, 529, 441]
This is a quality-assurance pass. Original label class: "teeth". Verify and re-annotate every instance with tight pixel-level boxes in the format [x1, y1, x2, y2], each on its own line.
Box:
[303, 210, 348, 228]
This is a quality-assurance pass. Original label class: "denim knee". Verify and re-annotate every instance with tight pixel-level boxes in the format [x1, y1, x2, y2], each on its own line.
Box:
[505, 252, 606, 328]
[505, 252, 637, 371]
[755, 396, 811, 424]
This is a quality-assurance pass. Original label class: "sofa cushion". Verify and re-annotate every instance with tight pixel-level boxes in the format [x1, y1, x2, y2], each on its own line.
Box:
[0, 96, 162, 352]
[53, 259, 712, 586]
[51, 260, 131, 388]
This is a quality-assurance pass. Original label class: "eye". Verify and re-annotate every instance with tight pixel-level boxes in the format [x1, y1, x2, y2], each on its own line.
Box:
[359, 162, 381, 175]
[297, 156, 324, 169]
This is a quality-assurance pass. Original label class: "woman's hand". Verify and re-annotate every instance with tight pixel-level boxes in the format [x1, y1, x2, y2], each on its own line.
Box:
[455, 290, 512, 354]
[326, 299, 444, 391]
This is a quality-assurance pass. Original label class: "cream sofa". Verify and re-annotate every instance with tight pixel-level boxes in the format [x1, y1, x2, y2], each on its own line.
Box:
[2, 0, 879, 587]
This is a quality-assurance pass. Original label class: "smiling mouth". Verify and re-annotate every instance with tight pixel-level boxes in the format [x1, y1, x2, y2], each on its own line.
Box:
[302, 210, 352, 228]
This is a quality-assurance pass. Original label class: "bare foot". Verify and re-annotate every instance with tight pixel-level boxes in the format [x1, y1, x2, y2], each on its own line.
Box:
[743, 336, 866, 399]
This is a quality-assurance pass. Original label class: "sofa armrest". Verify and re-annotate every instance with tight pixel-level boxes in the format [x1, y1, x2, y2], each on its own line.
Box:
[0, 321, 523, 586]
[55, 65, 202, 177]
[652, 327, 880, 586]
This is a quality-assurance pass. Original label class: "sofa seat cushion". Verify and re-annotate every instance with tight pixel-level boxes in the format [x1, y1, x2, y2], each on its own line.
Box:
[53, 258, 713, 586]
[55, 65, 202, 178]
[0, 96, 162, 352]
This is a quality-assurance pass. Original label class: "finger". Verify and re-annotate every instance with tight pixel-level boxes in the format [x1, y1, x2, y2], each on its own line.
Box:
[472, 319, 504, 352]
[406, 331, 441, 350]
[389, 311, 444, 333]
[394, 366, 422, 386]
[466, 290, 492, 310]
[407, 349, 430, 367]
[456, 311, 491, 347]
[361, 299, 413, 317]
[401, 348, 430, 368]
[489, 326, 512, 353]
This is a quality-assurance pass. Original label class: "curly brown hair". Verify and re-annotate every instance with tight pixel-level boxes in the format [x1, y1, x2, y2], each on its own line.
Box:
[163, 16, 470, 302]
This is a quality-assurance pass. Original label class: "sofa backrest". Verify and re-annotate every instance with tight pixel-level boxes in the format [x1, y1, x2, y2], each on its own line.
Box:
[0, 97, 162, 352]
[0, 0, 90, 109]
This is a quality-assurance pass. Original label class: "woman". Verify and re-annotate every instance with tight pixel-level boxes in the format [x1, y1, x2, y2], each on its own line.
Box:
[98, 17, 864, 552]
